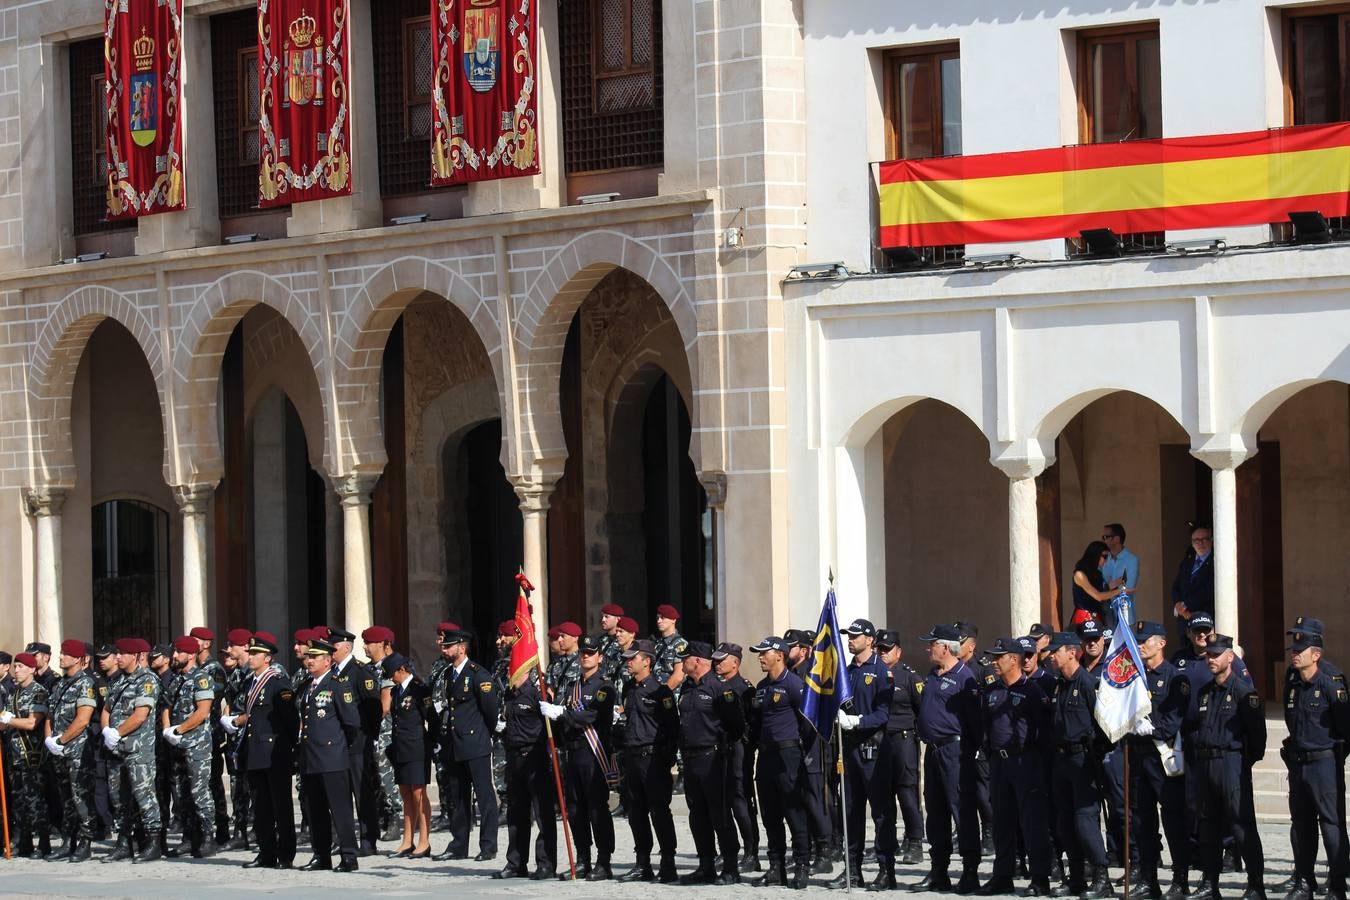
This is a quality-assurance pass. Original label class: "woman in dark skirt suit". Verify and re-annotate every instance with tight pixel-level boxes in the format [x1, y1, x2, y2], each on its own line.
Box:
[383, 653, 439, 857]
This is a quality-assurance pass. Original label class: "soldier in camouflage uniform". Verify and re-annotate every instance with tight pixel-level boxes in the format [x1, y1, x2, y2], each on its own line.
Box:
[598, 604, 626, 683]
[427, 620, 458, 829]
[190, 627, 232, 845]
[43, 639, 100, 862]
[652, 604, 688, 692]
[90, 645, 117, 837]
[148, 644, 176, 846]
[163, 635, 219, 858]
[100, 637, 162, 862]
[222, 629, 254, 850]
[290, 628, 313, 837]
[545, 622, 583, 700]
[1, 652, 50, 857]
[363, 624, 404, 840]
[608, 617, 642, 817]
[490, 621, 516, 812]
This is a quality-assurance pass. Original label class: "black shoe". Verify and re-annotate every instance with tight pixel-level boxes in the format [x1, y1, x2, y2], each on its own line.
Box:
[1022, 881, 1054, 897]
[588, 861, 613, 881]
[474, 850, 497, 862]
[680, 867, 718, 885]
[756, 863, 787, 887]
[1275, 878, 1303, 896]
[103, 838, 134, 863]
[813, 854, 834, 874]
[955, 870, 985, 894]
[1241, 889, 1267, 900]
[335, 858, 359, 873]
[791, 861, 811, 890]
[494, 864, 529, 879]
[245, 855, 281, 869]
[433, 846, 468, 861]
[903, 840, 926, 866]
[1282, 883, 1312, 900]
[979, 878, 1017, 895]
[69, 838, 92, 863]
[740, 851, 762, 872]
[408, 848, 431, 859]
[870, 869, 899, 891]
[618, 865, 656, 882]
[1193, 880, 1215, 898]
[390, 847, 414, 859]
[297, 857, 332, 871]
[381, 823, 401, 842]
[717, 870, 741, 885]
[1224, 851, 1242, 874]
[830, 869, 865, 889]
[567, 861, 592, 880]
[1081, 867, 1117, 900]
[1127, 881, 1163, 900]
[914, 871, 954, 893]
[658, 860, 679, 884]
[275, 860, 294, 870]
[1163, 880, 1190, 900]
[225, 835, 250, 852]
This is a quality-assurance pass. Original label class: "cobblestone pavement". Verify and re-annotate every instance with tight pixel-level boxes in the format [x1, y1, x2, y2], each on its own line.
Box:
[0, 808, 1307, 900]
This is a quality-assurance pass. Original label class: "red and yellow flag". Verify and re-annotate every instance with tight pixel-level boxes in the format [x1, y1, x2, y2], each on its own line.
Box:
[878, 123, 1350, 247]
[508, 572, 539, 689]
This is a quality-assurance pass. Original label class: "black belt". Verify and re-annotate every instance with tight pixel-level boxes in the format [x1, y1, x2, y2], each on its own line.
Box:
[926, 735, 960, 748]
[1193, 747, 1238, 760]
[1292, 748, 1335, 763]
[629, 744, 658, 757]
[992, 745, 1028, 759]
[1054, 741, 1091, 755]
[683, 744, 722, 755]
[886, 728, 916, 740]
[763, 739, 800, 751]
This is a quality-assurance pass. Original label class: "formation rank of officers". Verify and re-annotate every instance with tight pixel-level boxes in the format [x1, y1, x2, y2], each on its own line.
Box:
[0, 607, 1345, 900]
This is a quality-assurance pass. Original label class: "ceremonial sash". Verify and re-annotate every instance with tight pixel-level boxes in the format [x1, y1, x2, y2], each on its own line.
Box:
[246, 667, 279, 717]
[571, 682, 619, 788]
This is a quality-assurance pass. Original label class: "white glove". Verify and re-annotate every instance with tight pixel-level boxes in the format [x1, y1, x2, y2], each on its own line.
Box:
[538, 701, 566, 720]
[103, 729, 122, 751]
[612, 706, 621, 724]
[837, 711, 862, 730]
[0, 711, 12, 725]
[101, 725, 119, 743]
[43, 735, 64, 756]
[162, 726, 183, 747]
[494, 719, 506, 734]
[434, 700, 445, 714]
[1134, 717, 1155, 737]
[218, 715, 240, 734]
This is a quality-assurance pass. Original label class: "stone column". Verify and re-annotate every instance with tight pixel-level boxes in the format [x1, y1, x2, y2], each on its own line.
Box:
[516, 484, 553, 660]
[832, 441, 887, 625]
[174, 485, 214, 632]
[334, 473, 380, 638]
[25, 488, 66, 646]
[700, 473, 728, 640]
[1192, 441, 1251, 646]
[994, 450, 1051, 637]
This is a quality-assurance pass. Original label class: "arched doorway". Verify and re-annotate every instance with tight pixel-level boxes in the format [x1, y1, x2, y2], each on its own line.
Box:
[92, 499, 171, 642]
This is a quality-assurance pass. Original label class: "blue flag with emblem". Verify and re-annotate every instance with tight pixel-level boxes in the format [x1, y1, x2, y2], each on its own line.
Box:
[802, 586, 854, 734]
[1094, 592, 1152, 743]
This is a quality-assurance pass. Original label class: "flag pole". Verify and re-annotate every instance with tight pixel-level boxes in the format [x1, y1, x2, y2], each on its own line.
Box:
[1122, 743, 1131, 898]
[0, 729, 9, 859]
[836, 717, 851, 893]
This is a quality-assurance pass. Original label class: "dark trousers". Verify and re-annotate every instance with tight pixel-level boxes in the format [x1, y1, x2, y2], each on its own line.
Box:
[1051, 749, 1108, 871]
[974, 753, 993, 832]
[93, 745, 113, 830]
[801, 736, 832, 846]
[757, 743, 809, 865]
[1099, 746, 1127, 864]
[209, 742, 228, 836]
[876, 730, 923, 863]
[683, 747, 738, 871]
[924, 741, 978, 871]
[505, 742, 556, 873]
[840, 742, 885, 870]
[727, 741, 759, 854]
[625, 748, 676, 861]
[445, 752, 498, 855]
[1196, 753, 1262, 887]
[991, 752, 1052, 879]
[305, 769, 358, 864]
[563, 744, 615, 859]
[247, 766, 296, 865]
[1290, 755, 1348, 892]
[348, 747, 378, 851]
[1128, 741, 1189, 881]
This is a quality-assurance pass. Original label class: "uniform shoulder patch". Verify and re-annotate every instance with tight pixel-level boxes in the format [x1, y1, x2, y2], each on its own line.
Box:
[81, 686, 95, 699]
[674, 639, 688, 654]
[1248, 694, 1261, 709]
[197, 675, 211, 689]
[480, 682, 492, 693]
[723, 690, 735, 702]
[662, 696, 674, 709]
[914, 682, 923, 694]
[1179, 680, 1189, 696]
[98, 686, 108, 698]
[279, 690, 293, 702]
[596, 688, 607, 701]
[364, 679, 375, 691]
[343, 691, 354, 703]
[143, 682, 156, 695]
[984, 674, 996, 685]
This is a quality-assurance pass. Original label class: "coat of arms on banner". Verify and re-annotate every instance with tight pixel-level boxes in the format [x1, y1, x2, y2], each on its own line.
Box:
[129, 28, 157, 147]
[462, 7, 499, 93]
[284, 9, 325, 107]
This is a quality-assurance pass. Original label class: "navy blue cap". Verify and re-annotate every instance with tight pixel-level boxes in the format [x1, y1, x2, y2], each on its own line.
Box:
[1076, 619, 1104, 639]
[1028, 623, 1053, 638]
[578, 634, 604, 654]
[1205, 635, 1234, 655]
[749, 635, 789, 654]
[1288, 617, 1325, 636]
[953, 621, 978, 639]
[679, 640, 714, 660]
[381, 652, 410, 677]
[1049, 631, 1082, 650]
[623, 639, 657, 659]
[987, 637, 1022, 656]
[1014, 636, 1038, 655]
[875, 630, 900, 650]
[846, 619, 876, 637]
[782, 629, 814, 647]
[1187, 613, 1215, 632]
[921, 623, 962, 642]
[1134, 620, 1166, 639]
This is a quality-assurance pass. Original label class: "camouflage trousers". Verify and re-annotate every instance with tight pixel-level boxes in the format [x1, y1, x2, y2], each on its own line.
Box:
[377, 726, 403, 823]
[108, 745, 162, 834]
[171, 739, 215, 838]
[6, 751, 48, 835]
[52, 738, 96, 838]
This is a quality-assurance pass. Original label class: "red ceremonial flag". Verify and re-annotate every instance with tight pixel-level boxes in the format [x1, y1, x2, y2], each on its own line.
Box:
[430, 0, 541, 186]
[257, 0, 352, 207]
[508, 572, 539, 689]
[104, 0, 187, 220]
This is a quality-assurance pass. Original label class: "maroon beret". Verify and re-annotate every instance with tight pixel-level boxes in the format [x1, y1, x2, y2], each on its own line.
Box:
[188, 627, 215, 642]
[293, 628, 313, 644]
[600, 603, 625, 617]
[556, 621, 582, 638]
[253, 630, 279, 648]
[226, 629, 253, 647]
[497, 620, 516, 637]
[437, 621, 461, 635]
[361, 625, 395, 644]
[173, 635, 200, 654]
[115, 638, 141, 654]
[310, 625, 330, 639]
[60, 639, 87, 658]
[616, 616, 640, 634]
[656, 604, 680, 621]
[13, 652, 37, 669]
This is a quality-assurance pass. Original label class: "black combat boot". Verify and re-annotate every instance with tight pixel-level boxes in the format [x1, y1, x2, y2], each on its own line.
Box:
[103, 834, 134, 862]
[68, 835, 92, 863]
[617, 856, 655, 882]
[754, 856, 787, 887]
[1082, 864, 1117, 900]
[829, 865, 865, 889]
[657, 855, 679, 884]
[869, 862, 898, 892]
[913, 868, 954, 893]
[902, 838, 925, 865]
[791, 858, 812, 890]
[134, 835, 163, 863]
[812, 839, 834, 874]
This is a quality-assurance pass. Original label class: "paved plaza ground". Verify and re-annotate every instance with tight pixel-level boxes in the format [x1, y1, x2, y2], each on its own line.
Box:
[0, 807, 1307, 899]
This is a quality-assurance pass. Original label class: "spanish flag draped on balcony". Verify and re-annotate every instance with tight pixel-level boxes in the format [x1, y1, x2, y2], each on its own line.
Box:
[877, 122, 1350, 248]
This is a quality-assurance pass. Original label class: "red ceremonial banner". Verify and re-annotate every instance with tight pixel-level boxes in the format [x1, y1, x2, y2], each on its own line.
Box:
[257, 0, 352, 207]
[430, 0, 541, 186]
[104, 0, 187, 220]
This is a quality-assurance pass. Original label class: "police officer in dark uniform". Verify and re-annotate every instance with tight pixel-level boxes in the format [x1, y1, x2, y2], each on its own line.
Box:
[1283, 621, 1350, 900]
[297, 636, 361, 872]
[493, 659, 556, 881]
[874, 629, 924, 873]
[229, 633, 297, 870]
[676, 640, 744, 885]
[748, 635, 812, 890]
[976, 637, 1053, 896]
[957, 621, 997, 857]
[715, 642, 761, 872]
[833, 618, 893, 890]
[1127, 621, 1191, 900]
[540, 633, 617, 881]
[617, 639, 680, 884]
[1183, 634, 1265, 900]
[913, 623, 981, 893]
[330, 626, 381, 855]
[786, 627, 836, 873]
[1046, 631, 1112, 899]
[383, 652, 438, 857]
[434, 626, 500, 861]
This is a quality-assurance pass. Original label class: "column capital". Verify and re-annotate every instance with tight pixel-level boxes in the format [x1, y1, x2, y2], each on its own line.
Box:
[699, 471, 728, 508]
[333, 472, 381, 508]
[509, 464, 563, 513]
[23, 486, 66, 518]
[990, 439, 1056, 481]
[172, 483, 216, 516]
[1190, 434, 1254, 471]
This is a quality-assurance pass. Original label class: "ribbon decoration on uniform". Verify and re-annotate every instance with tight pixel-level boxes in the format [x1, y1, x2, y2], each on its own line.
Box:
[571, 682, 620, 788]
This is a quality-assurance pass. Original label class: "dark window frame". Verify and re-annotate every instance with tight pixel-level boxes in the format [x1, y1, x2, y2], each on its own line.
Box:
[1284, 4, 1350, 126]
[238, 47, 259, 166]
[91, 72, 107, 186]
[590, 0, 655, 115]
[1077, 23, 1162, 144]
[402, 15, 432, 141]
[883, 43, 961, 161]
